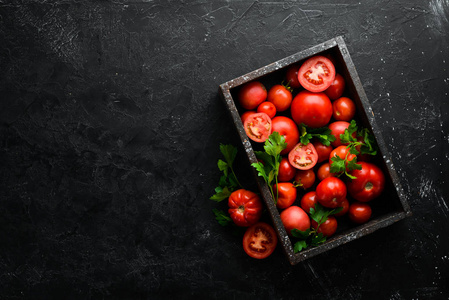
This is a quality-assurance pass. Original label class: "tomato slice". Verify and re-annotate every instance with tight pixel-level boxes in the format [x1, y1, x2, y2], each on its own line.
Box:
[298, 55, 336, 92]
[243, 222, 278, 259]
[288, 142, 318, 170]
[243, 112, 272, 143]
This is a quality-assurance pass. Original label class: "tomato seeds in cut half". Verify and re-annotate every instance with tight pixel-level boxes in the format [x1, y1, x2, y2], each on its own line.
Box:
[243, 112, 272, 143]
[298, 55, 336, 93]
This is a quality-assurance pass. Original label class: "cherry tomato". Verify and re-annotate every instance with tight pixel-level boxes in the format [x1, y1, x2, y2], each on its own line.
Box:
[240, 111, 256, 123]
[294, 169, 316, 190]
[271, 116, 299, 155]
[280, 206, 311, 235]
[273, 182, 297, 209]
[267, 84, 292, 112]
[329, 145, 357, 172]
[257, 101, 276, 118]
[328, 121, 353, 147]
[348, 202, 372, 224]
[334, 198, 349, 217]
[324, 73, 345, 100]
[285, 65, 301, 89]
[290, 90, 332, 128]
[347, 162, 385, 202]
[315, 177, 347, 208]
[278, 158, 296, 182]
[243, 222, 278, 259]
[243, 112, 272, 143]
[228, 189, 263, 227]
[288, 142, 318, 170]
[238, 81, 267, 110]
[300, 191, 317, 214]
[312, 216, 337, 237]
[332, 97, 356, 121]
[298, 55, 336, 92]
[317, 162, 335, 181]
[313, 141, 333, 163]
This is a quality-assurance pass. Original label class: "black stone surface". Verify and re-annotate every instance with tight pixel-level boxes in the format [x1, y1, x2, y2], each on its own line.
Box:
[0, 1, 448, 299]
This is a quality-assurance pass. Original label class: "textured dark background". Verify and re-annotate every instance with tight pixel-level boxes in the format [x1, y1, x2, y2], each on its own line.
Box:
[0, 1, 448, 299]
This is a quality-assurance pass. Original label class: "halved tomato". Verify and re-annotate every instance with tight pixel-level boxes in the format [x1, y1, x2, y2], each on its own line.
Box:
[298, 56, 336, 92]
[243, 112, 272, 143]
[288, 142, 318, 170]
[243, 222, 278, 259]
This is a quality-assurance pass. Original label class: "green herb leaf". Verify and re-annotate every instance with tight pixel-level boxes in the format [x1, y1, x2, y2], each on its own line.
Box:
[299, 124, 336, 146]
[291, 228, 311, 239]
[264, 131, 287, 157]
[339, 120, 358, 144]
[220, 144, 237, 166]
[209, 186, 232, 202]
[212, 208, 232, 226]
[310, 232, 326, 246]
[294, 240, 308, 253]
[251, 162, 269, 183]
[329, 155, 347, 175]
[217, 159, 228, 176]
[358, 127, 378, 156]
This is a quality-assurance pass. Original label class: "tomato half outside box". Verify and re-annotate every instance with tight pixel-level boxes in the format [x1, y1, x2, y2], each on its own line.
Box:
[219, 36, 412, 265]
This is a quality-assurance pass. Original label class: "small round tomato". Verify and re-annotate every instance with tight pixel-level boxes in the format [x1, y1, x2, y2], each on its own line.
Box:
[243, 222, 278, 259]
[288, 142, 318, 170]
[334, 198, 349, 217]
[294, 169, 316, 190]
[243, 112, 272, 143]
[347, 162, 385, 202]
[300, 191, 317, 214]
[313, 141, 333, 163]
[271, 116, 299, 155]
[241, 111, 256, 123]
[290, 90, 333, 128]
[324, 73, 345, 100]
[298, 55, 336, 92]
[280, 206, 311, 235]
[257, 101, 276, 118]
[285, 65, 301, 89]
[329, 145, 357, 172]
[315, 177, 347, 208]
[328, 121, 353, 147]
[278, 158, 296, 182]
[238, 81, 267, 110]
[317, 162, 335, 181]
[267, 84, 292, 112]
[228, 189, 263, 227]
[273, 182, 297, 209]
[348, 202, 372, 224]
[332, 97, 356, 121]
[312, 216, 338, 237]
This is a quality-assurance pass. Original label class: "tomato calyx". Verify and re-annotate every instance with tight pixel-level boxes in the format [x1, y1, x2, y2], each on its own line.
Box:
[365, 181, 374, 191]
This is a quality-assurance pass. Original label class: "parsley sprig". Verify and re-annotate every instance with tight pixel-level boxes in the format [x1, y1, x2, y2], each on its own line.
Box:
[299, 124, 336, 146]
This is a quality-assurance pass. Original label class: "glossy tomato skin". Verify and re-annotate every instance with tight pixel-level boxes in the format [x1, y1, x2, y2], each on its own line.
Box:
[317, 162, 335, 181]
[243, 112, 272, 143]
[278, 158, 296, 182]
[348, 202, 372, 224]
[332, 97, 356, 121]
[280, 206, 311, 235]
[271, 116, 299, 155]
[298, 56, 336, 92]
[228, 189, 263, 227]
[243, 222, 278, 259]
[288, 142, 318, 170]
[300, 191, 317, 214]
[328, 121, 352, 147]
[291, 91, 333, 128]
[347, 162, 385, 202]
[294, 169, 316, 190]
[241, 110, 256, 123]
[257, 101, 276, 118]
[324, 73, 345, 100]
[267, 84, 292, 112]
[334, 198, 349, 217]
[238, 81, 267, 110]
[313, 141, 333, 163]
[285, 65, 301, 89]
[315, 177, 347, 208]
[312, 216, 337, 237]
[273, 182, 297, 209]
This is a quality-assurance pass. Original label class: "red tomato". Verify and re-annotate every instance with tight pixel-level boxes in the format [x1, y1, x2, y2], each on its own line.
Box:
[278, 158, 296, 182]
[290, 90, 332, 128]
[240, 111, 255, 123]
[271, 116, 299, 155]
[328, 121, 352, 147]
[285, 65, 301, 89]
[238, 81, 267, 110]
[298, 55, 336, 92]
[334, 198, 349, 217]
[348, 202, 372, 224]
[243, 112, 272, 143]
[317, 162, 335, 181]
[300, 191, 317, 214]
[267, 84, 292, 112]
[273, 182, 297, 209]
[324, 73, 345, 100]
[243, 222, 278, 259]
[312, 216, 337, 237]
[228, 189, 263, 227]
[347, 162, 385, 202]
[257, 101, 276, 118]
[288, 142, 318, 170]
[280, 206, 311, 235]
[315, 177, 347, 208]
[332, 97, 356, 121]
[313, 141, 333, 163]
[329, 145, 357, 171]
[294, 169, 316, 190]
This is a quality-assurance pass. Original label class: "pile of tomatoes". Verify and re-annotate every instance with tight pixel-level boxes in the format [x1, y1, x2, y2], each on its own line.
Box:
[232, 55, 386, 259]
